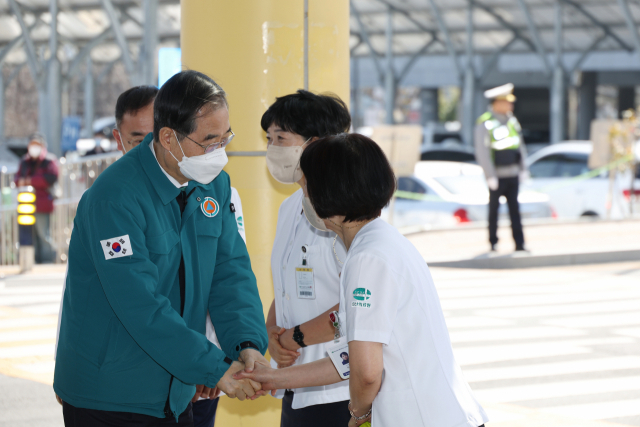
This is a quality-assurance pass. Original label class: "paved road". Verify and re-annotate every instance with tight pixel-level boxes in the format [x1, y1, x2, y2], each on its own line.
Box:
[0, 262, 639, 426]
[434, 261, 640, 427]
[406, 219, 640, 263]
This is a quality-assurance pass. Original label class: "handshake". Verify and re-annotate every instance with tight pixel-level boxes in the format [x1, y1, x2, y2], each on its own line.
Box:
[194, 348, 276, 402]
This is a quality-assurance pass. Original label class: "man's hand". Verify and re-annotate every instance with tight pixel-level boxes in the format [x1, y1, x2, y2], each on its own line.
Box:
[487, 177, 499, 191]
[216, 361, 260, 401]
[192, 384, 205, 402]
[233, 360, 279, 396]
[519, 170, 530, 183]
[267, 326, 299, 368]
[239, 347, 269, 373]
[192, 385, 222, 402]
[55, 393, 63, 406]
[206, 387, 222, 400]
[278, 327, 300, 352]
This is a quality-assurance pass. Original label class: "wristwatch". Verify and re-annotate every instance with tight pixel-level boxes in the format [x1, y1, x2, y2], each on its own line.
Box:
[293, 325, 307, 348]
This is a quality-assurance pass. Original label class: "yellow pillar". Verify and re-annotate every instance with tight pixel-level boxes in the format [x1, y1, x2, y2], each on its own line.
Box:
[181, 1, 349, 424]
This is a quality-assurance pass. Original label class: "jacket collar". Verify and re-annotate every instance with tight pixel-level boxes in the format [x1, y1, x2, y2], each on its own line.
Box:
[138, 133, 181, 205]
[138, 133, 215, 205]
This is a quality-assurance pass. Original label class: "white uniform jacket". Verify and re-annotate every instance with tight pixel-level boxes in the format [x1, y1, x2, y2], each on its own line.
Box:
[270, 188, 349, 409]
[338, 219, 489, 427]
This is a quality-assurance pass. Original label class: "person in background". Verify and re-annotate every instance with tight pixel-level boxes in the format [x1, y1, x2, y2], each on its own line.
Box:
[14, 133, 59, 263]
[474, 83, 528, 252]
[113, 86, 158, 154]
[262, 90, 351, 427]
[55, 71, 267, 426]
[54, 84, 247, 427]
[235, 133, 489, 427]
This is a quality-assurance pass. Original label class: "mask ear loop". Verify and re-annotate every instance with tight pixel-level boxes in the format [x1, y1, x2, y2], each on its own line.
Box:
[116, 130, 127, 154]
[170, 130, 188, 163]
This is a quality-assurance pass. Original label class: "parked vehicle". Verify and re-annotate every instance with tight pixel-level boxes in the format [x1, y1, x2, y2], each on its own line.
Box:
[524, 141, 640, 218]
[420, 142, 476, 163]
[383, 161, 554, 229]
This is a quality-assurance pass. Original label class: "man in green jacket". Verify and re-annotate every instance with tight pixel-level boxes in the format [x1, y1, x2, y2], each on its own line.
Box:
[54, 70, 268, 426]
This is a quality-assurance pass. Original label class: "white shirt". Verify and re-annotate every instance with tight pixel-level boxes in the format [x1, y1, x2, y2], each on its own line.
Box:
[339, 219, 489, 427]
[55, 144, 246, 357]
[270, 188, 349, 409]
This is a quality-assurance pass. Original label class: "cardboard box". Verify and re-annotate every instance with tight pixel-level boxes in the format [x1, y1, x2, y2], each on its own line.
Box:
[367, 125, 422, 176]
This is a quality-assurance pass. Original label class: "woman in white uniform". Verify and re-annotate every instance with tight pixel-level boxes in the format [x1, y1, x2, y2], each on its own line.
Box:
[262, 90, 352, 426]
[237, 133, 489, 427]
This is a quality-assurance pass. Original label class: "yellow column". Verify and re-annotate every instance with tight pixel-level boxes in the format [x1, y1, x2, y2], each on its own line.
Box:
[181, 1, 349, 424]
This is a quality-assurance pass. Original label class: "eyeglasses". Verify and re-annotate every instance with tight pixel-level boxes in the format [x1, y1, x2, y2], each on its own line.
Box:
[178, 131, 235, 154]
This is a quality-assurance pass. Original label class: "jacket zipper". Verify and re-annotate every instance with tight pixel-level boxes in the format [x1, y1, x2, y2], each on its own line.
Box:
[164, 190, 192, 418]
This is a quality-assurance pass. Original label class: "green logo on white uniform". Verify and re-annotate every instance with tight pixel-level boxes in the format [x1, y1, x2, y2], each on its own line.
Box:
[236, 215, 244, 229]
[352, 288, 372, 308]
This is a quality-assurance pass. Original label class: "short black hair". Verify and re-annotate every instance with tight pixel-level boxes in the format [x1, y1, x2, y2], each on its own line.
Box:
[153, 71, 227, 142]
[300, 133, 396, 222]
[260, 90, 351, 139]
[340, 352, 348, 358]
[115, 86, 159, 128]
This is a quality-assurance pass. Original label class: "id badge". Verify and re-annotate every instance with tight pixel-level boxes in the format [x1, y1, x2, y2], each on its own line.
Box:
[295, 267, 316, 299]
[325, 336, 350, 379]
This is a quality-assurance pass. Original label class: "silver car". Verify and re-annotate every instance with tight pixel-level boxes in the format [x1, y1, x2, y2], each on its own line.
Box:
[384, 161, 554, 229]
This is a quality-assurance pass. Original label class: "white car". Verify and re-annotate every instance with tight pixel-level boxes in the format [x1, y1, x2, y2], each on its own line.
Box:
[383, 161, 554, 229]
[524, 141, 640, 219]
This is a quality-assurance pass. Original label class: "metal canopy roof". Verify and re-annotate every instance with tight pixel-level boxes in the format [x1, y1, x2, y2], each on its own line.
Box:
[2, 0, 640, 151]
[349, 0, 640, 61]
[0, 0, 179, 67]
[2, 1, 639, 66]
[1, 0, 638, 76]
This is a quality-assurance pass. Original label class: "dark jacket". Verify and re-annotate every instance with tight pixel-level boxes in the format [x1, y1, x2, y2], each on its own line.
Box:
[14, 153, 59, 213]
[54, 137, 267, 419]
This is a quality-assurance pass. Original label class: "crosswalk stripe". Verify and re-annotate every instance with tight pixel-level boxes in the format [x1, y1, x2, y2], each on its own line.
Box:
[542, 312, 640, 328]
[543, 399, 640, 420]
[453, 342, 591, 366]
[473, 375, 640, 404]
[0, 328, 57, 343]
[476, 299, 640, 318]
[449, 326, 586, 343]
[0, 317, 57, 330]
[0, 343, 56, 359]
[462, 356, 640, 382]
[441, 291, 640, 310]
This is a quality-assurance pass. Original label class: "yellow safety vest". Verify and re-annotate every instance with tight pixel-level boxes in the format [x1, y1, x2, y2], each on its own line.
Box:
[477, 111, 522, 151]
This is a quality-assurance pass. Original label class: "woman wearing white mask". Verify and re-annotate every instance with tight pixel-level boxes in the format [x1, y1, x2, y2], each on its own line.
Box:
[263, 90, 351, 426]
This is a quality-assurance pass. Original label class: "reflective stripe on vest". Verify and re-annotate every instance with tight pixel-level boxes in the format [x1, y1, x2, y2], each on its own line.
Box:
[477, 112, 521, 151]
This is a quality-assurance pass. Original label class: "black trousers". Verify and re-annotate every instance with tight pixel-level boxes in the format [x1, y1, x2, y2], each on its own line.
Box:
[281, 390, 350, 427]
[192, 398, 219, 427]
[489, 176, 524, 248]
[62, 401, 194, 427]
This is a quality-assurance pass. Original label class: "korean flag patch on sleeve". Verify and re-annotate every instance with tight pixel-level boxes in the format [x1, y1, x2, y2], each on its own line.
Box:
[100, 235, 133, 260]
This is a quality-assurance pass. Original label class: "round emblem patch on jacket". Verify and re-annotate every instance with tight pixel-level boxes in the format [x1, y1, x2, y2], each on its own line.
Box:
[201, 197, 220, 218]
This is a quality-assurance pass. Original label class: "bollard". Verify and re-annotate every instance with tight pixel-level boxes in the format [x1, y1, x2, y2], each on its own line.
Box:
[16, 186, 36, 273]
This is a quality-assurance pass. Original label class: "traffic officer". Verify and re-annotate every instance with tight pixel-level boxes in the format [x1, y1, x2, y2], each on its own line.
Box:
[54, 70, 268, 426]
[474, 83, 528, 252]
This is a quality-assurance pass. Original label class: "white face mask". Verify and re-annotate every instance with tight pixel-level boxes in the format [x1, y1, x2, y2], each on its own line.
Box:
[28, 145, 42, 159]
[170, 130, 228, 185]
[302, 195, 329, 232]
[266, 138, 310, 184]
